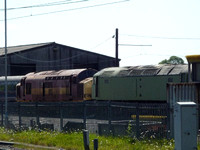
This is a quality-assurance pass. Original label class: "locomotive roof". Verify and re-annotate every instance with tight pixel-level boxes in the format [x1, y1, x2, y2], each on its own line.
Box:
[25, 68, 95, 78]
[79, 77, 93, 84]
[94, 64, 188, 77]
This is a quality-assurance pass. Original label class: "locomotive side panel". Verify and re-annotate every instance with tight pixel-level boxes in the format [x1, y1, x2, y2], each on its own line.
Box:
[25, 78, 44, 102]
[135, 75, 182, 101]
[25, 77, 74, 102]
[92, 77, 137, 100]
[46, 79, 71, 102]
[93, 75, 184, 102]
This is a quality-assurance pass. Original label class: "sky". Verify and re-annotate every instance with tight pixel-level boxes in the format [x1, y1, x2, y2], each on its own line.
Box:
[0, 0, 200, 67]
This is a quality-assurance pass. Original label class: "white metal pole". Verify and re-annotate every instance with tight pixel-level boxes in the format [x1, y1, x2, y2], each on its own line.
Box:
[4, 0, 8, 127]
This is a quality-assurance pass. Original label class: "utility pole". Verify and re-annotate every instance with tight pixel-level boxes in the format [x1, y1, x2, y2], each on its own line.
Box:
[4, 0, 8, 127]
[115, 28, 152, 67]
[115, 28, 119, 67]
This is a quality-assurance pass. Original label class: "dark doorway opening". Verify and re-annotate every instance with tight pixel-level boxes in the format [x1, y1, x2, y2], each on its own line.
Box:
[10, 64, 36, 75]
[73, 63, 99, 70]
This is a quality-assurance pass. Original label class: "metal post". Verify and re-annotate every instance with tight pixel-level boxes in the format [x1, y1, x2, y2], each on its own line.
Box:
[83, 101, 87, 129]
[18, 102, 21, 130]
[83, 130, 90, 150]
[136, 103, 140, 139]
[108, 101, 112, 134]
[60, 102, 63, 132]
[93, 139, 98, 150]
[115, 28, 119, 67]
[30, 119, 34, 129]
[166, 103, 170, 139]
[4, 0, 8, 128]
[188, 62, 191, 82]
[1, 103, 3, 125]
[36, 102, 40, 128]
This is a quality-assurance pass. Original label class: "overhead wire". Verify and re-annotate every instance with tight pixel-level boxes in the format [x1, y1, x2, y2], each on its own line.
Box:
[120, 34, 200, 40]
[121, 53, 186, 58]
[1, 0, 194, 66]
[0, 0, 130, 21]
[0, 56, 116, 68]
[89, 36, 113, 50]
[0, 0, 88, 11]
[9, 52, 86, 63]
[119, 33, 200, 59]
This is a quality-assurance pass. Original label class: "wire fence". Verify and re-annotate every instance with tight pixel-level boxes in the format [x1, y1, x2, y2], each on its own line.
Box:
[0, 101, 169, 139]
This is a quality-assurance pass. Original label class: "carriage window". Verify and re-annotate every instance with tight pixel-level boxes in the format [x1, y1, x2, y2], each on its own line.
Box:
[26, 83, 32, 95]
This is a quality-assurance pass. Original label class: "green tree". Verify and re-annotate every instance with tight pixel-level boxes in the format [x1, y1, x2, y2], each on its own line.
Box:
[159, 56, 184, 64]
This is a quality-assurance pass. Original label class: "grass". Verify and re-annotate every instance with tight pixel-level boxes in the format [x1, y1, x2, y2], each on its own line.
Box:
[0, 127, 179, 150]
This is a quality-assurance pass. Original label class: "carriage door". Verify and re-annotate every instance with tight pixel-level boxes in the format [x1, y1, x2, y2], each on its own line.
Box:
[95, 77, 98, 97]
[43, 83, 45, 100]
[21, 78, 26, 97]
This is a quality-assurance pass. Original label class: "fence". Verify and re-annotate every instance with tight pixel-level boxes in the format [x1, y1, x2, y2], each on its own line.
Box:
[0, 101, 169, 139]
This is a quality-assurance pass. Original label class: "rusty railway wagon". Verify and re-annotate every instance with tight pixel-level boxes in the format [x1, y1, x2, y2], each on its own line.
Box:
[16, 69, 97, 102]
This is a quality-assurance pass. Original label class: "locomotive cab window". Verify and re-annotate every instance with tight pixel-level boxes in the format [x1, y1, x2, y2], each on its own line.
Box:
[26, 83, 32, 95]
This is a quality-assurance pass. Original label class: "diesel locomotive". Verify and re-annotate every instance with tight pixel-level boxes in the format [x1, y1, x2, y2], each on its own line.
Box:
[16, 69, 97, 102]
[14, 64, 188, 102]
[92, 64, 188, 102]
[1, 56, 198, 103]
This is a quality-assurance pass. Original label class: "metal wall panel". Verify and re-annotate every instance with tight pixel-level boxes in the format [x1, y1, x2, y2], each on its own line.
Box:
[167, 82, 200, 138]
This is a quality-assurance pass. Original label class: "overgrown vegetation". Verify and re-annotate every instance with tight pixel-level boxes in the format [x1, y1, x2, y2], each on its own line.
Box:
[0, 127, 189, 150]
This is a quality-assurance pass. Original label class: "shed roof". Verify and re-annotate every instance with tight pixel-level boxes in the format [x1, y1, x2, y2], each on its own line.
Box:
[0, 42, 53, 55]
[0, 42, 117, 60]
[94, 64, 188, 77]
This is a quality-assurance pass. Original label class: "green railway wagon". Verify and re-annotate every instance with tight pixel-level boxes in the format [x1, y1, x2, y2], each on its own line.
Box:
[92, 65, 188, 102]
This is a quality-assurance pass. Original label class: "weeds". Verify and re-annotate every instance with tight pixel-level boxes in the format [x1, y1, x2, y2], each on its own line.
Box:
[0, 127, 179, 150]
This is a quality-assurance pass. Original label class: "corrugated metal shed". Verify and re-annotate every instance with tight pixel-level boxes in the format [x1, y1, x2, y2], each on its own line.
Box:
[0, 42, 117, 76]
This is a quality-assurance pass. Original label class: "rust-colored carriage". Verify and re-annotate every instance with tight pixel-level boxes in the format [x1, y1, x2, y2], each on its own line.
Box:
[16, 69, 97, 102]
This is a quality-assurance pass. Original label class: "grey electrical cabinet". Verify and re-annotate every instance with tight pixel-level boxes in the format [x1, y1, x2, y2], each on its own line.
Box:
[174, 102, 197, 150]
